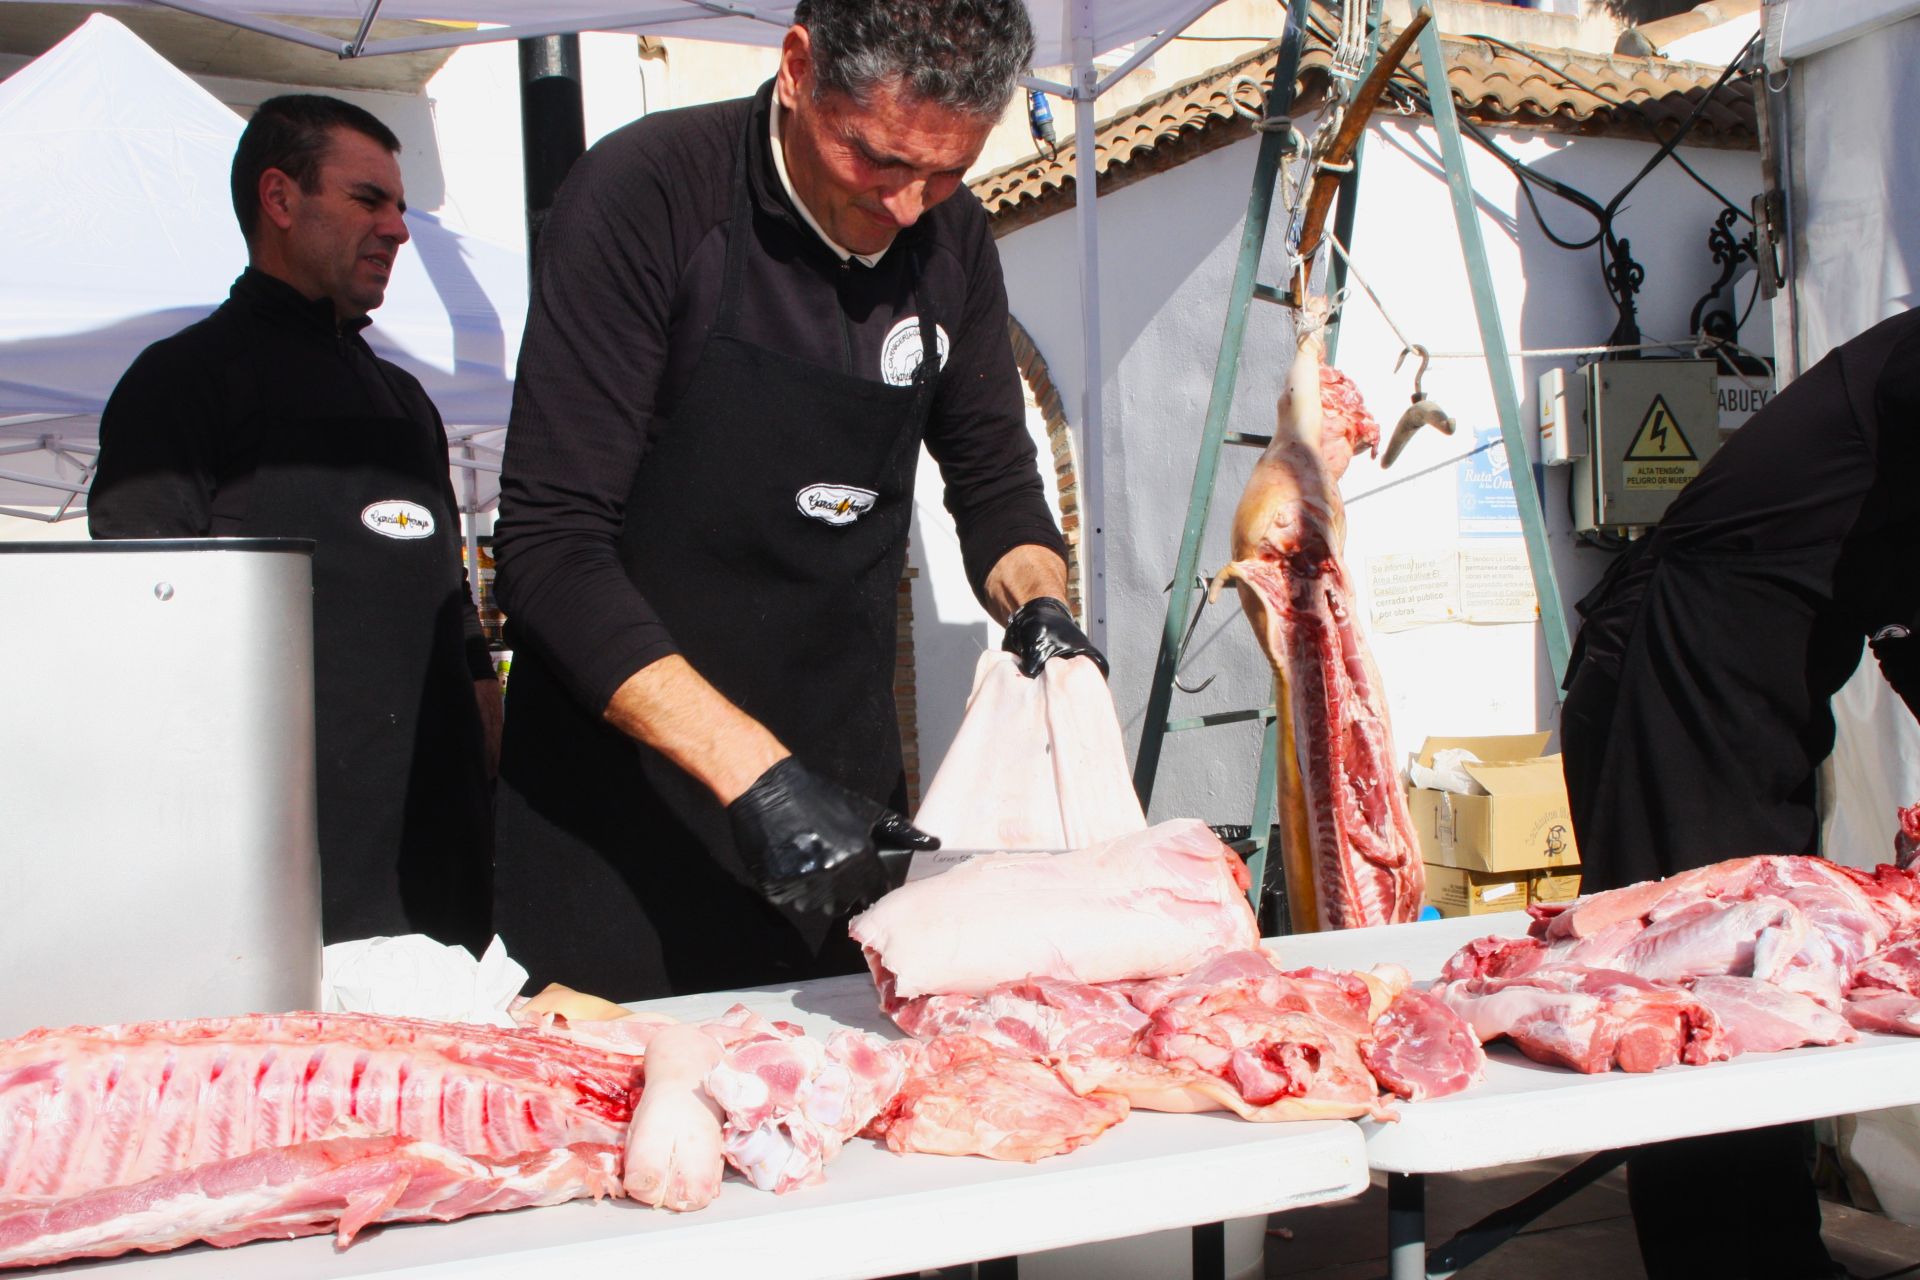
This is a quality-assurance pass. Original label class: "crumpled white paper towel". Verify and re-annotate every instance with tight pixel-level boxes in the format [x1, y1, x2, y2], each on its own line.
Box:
[322, 934, 528, 1027]
[1408, 747, 1488, 796]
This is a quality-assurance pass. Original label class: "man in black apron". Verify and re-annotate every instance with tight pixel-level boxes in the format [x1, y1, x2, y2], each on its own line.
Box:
[1561, 308, 1920, 1279]
[90, 96, 497, 952]
[492, 0, 1099, 1001]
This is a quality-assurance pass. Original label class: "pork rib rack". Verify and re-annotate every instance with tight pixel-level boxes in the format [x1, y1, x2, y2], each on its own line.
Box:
[0, 1012, 641, 1203]
[1212, 320, 1422, 930]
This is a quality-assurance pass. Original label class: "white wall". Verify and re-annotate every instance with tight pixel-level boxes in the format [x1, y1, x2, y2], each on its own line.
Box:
[989, 117, 1769, 827]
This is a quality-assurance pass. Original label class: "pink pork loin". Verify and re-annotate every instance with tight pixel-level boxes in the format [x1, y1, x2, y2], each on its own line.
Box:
[0, 1136, 620, 1271]
[850, 819, 1259, 1006]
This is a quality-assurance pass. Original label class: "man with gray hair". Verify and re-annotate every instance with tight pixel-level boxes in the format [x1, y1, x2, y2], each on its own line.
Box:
[492, 0, 1103, 999]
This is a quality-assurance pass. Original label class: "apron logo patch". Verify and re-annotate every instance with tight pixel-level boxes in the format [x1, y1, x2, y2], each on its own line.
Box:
[361, 500, 435, 540]
[796, 483, 878, 526]
[879, 316, 950, 387]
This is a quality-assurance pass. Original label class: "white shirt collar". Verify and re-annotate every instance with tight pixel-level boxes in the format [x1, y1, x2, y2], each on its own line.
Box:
[770, 92, 886, 269]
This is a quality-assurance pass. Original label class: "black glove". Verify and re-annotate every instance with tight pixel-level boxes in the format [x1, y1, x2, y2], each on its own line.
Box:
[727, 757, 939, 915]
[1001, 596, 1108, 679]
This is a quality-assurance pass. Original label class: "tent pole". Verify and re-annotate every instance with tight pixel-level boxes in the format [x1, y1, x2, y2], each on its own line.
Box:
[1071, 1, 1107, 646]
[520, 35, 587, 264]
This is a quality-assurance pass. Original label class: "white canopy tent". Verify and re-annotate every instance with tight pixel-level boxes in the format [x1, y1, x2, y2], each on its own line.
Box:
[1764, 0, 1920, 1222]
[0, 12, 528, 521]
[4, 0, 1237, 638]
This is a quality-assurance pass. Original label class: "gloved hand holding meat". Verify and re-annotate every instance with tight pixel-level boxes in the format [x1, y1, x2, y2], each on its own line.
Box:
[727, 757, 938, 914]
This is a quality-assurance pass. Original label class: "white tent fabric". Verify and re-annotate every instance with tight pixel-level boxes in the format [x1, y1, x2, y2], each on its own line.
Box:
[3, 0, 1230, 633]
[0, 13, 526, 517]
[1771, 0, 1920, 1227]
[9, 0, 1203, 70]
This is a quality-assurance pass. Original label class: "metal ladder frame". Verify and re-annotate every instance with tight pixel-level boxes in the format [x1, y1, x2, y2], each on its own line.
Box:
[1132, 0, 1574, 923]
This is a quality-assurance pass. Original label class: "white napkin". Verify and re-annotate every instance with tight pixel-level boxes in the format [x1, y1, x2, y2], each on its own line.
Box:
[321, 934, 528, 1027]
[1408, 748, 1488, 796]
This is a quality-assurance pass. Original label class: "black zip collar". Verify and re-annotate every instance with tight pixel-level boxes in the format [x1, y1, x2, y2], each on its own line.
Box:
[228, 267, 376, 343]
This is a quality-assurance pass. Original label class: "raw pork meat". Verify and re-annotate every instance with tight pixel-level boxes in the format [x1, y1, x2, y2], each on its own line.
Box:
[1899, 804, 1920, 869]
[865, 1037, 1129, 1162]
[1436, 967, 1726, 1073]
[701, 1008, 905, 1194]
[0, 1136, 620, 1270]
[850, 820, 1258, 1004]
[1684, 978, 1855, 1056]
[1211, 321, 1422, 930]
[914, 651, 1146, 850]
[1362, 988, 1489, 1101]
[1437, 849, 1920, 1071]
[0, 1013, 641, 1200]
[889, 977, 1150, 1060]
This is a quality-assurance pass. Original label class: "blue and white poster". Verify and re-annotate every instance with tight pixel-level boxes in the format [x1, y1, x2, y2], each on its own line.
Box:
[1457, 427, 1521, 538]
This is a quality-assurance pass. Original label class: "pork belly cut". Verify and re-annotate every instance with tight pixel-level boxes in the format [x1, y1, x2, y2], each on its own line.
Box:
[0, 1135, 620, 1270]
[1054, 1054, 1394, 1123]
[0, 1013, 641, 1201]
[913, 652, 1145, 851]
[850, 820, 1257, 1004]
[1140, 1001, 1379, 1110]
[865, 1037, 1128, 1162]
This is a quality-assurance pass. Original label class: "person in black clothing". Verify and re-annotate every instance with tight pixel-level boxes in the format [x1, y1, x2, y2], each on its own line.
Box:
[1562, 307, 1920, 1280]
[88, 95, 499, 953]
[491, 0, 1099, 1001]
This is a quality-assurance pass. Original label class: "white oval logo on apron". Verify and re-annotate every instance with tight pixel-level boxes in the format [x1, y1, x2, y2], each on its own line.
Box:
[795, 483, 878, 526]
[879, 316, 950, 387]
[361, 500, 436, 540]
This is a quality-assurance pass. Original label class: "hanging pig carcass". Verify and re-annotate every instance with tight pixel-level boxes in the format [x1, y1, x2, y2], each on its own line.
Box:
[1212, 318, 1424, 931]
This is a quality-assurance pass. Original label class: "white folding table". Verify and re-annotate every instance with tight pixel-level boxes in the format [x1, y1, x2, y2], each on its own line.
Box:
[47, 974, 1368, 1280]
[1275, 913, 1920, 1280]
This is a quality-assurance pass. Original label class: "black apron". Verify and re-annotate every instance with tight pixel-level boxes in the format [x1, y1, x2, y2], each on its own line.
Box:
[238, 342, 493, 951]
[493, 116, 940, 1002]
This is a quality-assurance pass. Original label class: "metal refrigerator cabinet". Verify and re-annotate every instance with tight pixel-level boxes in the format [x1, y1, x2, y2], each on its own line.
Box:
[0, 540, 322, 1038]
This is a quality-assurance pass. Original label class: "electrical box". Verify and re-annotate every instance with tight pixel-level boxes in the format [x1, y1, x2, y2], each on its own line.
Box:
[1537, 367, 1578, 466]
[1571, 359, 1722, 534]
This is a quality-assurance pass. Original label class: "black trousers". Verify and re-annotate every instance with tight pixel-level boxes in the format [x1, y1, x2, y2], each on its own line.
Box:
[1563, 663, 1837, 1280]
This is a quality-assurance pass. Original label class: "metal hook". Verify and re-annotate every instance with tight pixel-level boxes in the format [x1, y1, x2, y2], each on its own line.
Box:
[1382, 343, 1455, 469]
[1166, 574, 1220, 694]
[1394, 343, 1431, 400]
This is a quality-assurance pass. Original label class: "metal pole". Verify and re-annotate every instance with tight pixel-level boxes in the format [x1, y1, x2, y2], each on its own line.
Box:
[1412, 3, 1574, 689]
[1071, 0, 1107, 647]
[519, 35, 587, 264]
[1387, 1172, 1428, 1280]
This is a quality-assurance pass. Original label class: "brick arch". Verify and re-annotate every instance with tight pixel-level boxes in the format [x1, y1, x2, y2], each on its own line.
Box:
[1006, 316, 1086, 623]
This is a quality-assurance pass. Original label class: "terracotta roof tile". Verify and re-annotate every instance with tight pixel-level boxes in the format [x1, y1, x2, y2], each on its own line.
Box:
[972, 19, 1756, 231]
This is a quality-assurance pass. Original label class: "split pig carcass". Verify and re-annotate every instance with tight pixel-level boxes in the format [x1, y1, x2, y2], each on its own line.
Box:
[1211, 317, 1423, 931]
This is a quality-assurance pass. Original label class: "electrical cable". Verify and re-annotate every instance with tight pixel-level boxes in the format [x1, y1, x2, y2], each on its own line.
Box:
[1455, 32, 1755, 220]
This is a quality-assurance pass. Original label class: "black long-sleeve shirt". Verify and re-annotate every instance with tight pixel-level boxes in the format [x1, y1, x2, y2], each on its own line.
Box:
[88, 267, 493, 679]
[1573, 307, 1920, 714]
[494, 82, 1067, 715]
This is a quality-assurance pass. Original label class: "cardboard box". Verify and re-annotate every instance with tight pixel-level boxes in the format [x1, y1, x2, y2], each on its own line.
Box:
[1530, 868, 1583, 906]
[1423, 863, 1531, 917]
[1406, 734, 1581, 874]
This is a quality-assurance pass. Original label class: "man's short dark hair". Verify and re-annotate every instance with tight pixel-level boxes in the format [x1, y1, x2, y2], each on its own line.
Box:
[231, 94, 402, 245]
[794, 0, 1034, 120]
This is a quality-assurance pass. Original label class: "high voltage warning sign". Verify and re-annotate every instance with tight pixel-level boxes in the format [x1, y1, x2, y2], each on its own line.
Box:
[1622, 394, 1699, 490]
